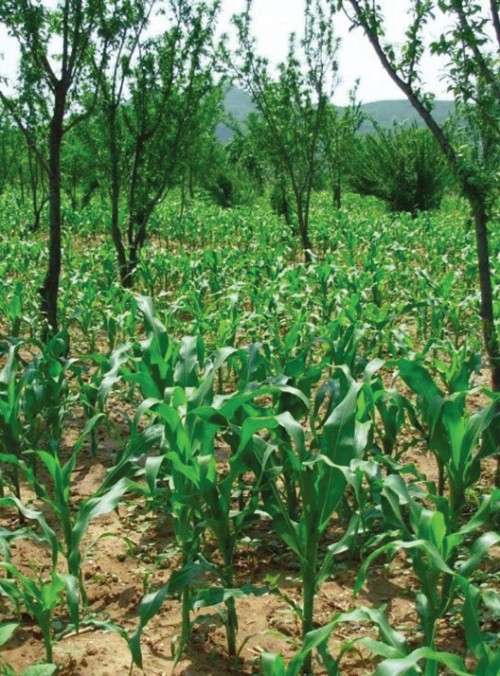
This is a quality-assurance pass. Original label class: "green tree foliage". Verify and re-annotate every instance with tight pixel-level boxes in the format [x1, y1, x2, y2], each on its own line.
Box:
[0, 0, 113, 333]
[350, 125, 448, 214]
[320, 94, 363, 209]
[340, 0, 500, 391]
[231, 0, 338, 262]
[95, 0, 221, 286]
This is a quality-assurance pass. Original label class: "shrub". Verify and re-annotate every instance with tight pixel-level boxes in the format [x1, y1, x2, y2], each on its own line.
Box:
[349, 124, 448, 214]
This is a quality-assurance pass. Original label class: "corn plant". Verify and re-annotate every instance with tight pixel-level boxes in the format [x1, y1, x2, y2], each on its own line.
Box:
[0, 565, 77, 663]
[0, 621, 57, 676]
[76, 343, 130, 455]
[361, 365, 416, 463]
[0, 344, 24, 499]
[460, 578, 500, 675]
[22, 332, 75, 454]
[261, 606, 471, 676]
[236, 366, 370, 674]
[125, 298, 313, 660]
[0, 416, 129, 612]
[355, 475, 500, 675]
[398, 359, 498, 516]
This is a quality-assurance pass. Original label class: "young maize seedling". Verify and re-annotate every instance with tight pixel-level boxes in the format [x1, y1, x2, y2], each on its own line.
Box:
[22, 332, 75, 454]
[237, 366, 370, 674]
[0, 343, 24, 500]
[0, 563, 78, 663]
[355, 474, 500, 675]
[1, 416, 129, 610]
[0, 620, 57, 675]
[398, 358, 498, 518]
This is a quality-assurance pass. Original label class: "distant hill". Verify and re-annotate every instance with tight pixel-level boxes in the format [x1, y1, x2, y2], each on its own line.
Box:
[217, 87, 256, 142]
[218, 87, 455, 140]
[358, 99, 455, 132]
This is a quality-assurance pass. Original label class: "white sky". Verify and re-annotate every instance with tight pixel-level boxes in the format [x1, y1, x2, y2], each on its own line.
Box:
[217, 0, 453, 104]
[1, 0, 494, 105]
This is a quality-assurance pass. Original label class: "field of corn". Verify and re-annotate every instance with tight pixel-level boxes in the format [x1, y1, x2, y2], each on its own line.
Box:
[0, 191, 499, 676]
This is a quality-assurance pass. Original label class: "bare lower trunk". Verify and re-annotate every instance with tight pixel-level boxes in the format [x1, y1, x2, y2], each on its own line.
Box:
[470, 196, 500, 391]
[298, 214, 312, 264]
[333, 174, 341, 210]
[109, 109, 128, 286]
[40, 90, 65, 335]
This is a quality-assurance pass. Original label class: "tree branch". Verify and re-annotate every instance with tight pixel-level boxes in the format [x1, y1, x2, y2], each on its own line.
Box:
[0, 90, 49, 174]
[491, 0, 500, 48]
[454, 0, 500, 99]
[347, 0, 460, 173]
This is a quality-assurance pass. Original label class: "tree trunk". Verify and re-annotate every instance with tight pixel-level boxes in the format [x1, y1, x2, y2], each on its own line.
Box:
[296, 196, 312, 264]
[108, 109, 128, 286]
[300, 223, 312, 264]
[40, 90, 65, 335]
[333, 176, 341, 210]
[188, 166, 195, 199]
[469, 194, 500, 489]
[470, 195, 500, 391]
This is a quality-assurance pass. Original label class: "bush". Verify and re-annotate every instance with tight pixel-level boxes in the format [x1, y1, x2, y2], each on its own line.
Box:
[207, 171, 236, 208]
[349, 125, 448, 214]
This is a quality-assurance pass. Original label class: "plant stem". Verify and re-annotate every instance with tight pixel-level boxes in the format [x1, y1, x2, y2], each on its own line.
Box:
[437, 458, 445, 496]
[42, 623, 53, 663]
[180, 587, 191, 653]
[225, 595, 238, 656]
[222, 543, 237, 656]
[301, 536, 318, 676]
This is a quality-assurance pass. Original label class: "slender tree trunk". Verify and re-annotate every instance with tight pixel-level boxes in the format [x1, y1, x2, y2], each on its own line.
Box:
[180, 174, 187, 219]
[296, 197, 312, 264]
[333, 176, 341, 210]
[40, 89, 65, 335]
[108, 109, 128, 286]
[188, 166, 195, 199]
[300, 221, 312, 264]
[122, 229, 140, 289]
[33, 205, 42, 232]
[469, 194, 500, 392]
[18, 166, 25, 206]
[469, 194, 500, 489]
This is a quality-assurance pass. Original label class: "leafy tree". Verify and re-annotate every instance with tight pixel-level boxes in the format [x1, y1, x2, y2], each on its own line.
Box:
[320, 93, 362, 209]
[338, 0, 500, 390]
[0, 115, 18, 196]
[231, 0, 339, 263]
[350, 124, 448, 214]
[0, 0, 112, 333]
[177, 84, 225, 215]
[92, 0, 156, 287]
[96, 0, 220, 286]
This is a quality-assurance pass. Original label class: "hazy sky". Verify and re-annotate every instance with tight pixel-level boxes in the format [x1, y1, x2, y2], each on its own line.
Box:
[218, 0, 453, 104]
[0, 0, 484, 105]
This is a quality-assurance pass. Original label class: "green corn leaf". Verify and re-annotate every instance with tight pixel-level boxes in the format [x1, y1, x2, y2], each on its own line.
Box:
[69, 478, 130, 572]
[0, 497, 59, 565]
[21, 666, 58, 676]
[59, 574, 80, 629]
[128, 561, 209, 667]
[191, 584, 268, 611]
[72, 412, 107, 454]
[375, 646, 471, 676]
[354, 539, 453, 595]
[457, 531, 500, 578]
[261, 653, 287, 676]
[0, 622, 18, 646]
[359, 638, 402, 660]
[287, 620, 342, 676]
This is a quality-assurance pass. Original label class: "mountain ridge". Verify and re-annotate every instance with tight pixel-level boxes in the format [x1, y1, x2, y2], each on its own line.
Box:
[218, 87, 454, 140]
